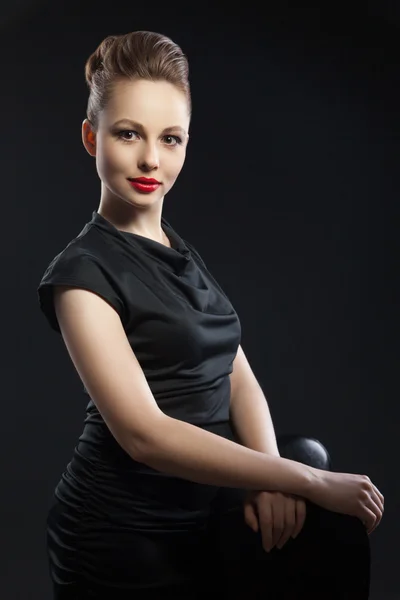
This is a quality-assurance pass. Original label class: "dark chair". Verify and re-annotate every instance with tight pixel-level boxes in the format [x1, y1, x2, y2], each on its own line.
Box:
[276, 434, 332, 471]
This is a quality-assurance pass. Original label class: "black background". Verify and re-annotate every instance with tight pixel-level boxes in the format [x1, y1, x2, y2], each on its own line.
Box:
[2, 1, 398, 598]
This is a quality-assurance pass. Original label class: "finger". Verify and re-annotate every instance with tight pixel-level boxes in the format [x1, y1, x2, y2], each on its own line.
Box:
[291, 498, 307, 539]
[369, 493, 383, 526]
[370, 501, 383, 533]
[361, 505, 380, 535]
[258, 501, 274, 552]
[270, 498, 285, 549]
[373, 484, 384, 506]
[372, 486, 384, 513]
[366, 497, 383, 534]
[276, 499, 297, 549]
[244, 503, 259, 533]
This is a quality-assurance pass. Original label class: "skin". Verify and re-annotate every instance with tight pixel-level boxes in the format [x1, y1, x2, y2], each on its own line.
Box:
[82, 77, 190, 246]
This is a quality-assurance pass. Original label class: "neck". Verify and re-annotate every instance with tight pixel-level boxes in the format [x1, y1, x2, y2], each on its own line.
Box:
[97, 192, 168, 245]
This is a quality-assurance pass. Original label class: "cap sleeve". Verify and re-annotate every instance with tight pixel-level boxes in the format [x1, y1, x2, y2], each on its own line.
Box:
[37, 251, 124, 334]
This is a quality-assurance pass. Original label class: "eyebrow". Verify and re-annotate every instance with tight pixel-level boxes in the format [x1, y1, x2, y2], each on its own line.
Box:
[111, 119, 187, 137]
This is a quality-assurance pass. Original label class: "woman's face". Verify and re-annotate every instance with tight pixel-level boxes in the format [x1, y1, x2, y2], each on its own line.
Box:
[82, 78, 190, 208]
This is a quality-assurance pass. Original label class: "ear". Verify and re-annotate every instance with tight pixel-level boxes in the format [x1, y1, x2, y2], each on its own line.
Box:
[82, 118, 97, 156]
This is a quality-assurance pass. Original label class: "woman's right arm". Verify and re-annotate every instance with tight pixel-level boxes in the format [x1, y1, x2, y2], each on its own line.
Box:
[53, 287, 384, 528]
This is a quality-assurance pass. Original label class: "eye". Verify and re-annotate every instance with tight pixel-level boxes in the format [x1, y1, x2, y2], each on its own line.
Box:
[163, 135, 182, 146]
[116, 130, 139, 142]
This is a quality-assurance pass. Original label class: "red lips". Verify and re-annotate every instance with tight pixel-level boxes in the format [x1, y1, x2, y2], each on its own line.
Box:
[128, 178, 161, 194]
[129, 177, 161, 184]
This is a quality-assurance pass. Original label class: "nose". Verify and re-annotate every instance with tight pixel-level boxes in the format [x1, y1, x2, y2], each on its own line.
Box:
[138, 142, 160, 172]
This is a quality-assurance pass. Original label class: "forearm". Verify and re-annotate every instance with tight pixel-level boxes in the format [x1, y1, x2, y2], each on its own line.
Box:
[131, 413, 318, 498]
[229, 379, 280, 456]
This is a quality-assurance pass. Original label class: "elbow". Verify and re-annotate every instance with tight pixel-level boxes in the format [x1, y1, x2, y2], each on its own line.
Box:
[121, 412, 168, 463]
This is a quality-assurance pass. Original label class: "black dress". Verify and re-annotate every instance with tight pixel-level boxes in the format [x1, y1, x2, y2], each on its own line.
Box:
[38, 211, 371, 599]
[37, 210, 243, 597]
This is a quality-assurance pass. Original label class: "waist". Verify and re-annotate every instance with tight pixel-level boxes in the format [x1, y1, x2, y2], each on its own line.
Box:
[56, 419, 235, 525]
[77, 416, 234, 462]
[83, 375, 232, 427]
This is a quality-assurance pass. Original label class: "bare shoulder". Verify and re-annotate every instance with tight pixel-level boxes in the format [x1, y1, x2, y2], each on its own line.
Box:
[53, 286, 162, 458]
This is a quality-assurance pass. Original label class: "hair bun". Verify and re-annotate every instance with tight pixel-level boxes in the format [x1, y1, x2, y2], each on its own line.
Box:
[85, 31, 191, 129]
[84, 35, 117, 87]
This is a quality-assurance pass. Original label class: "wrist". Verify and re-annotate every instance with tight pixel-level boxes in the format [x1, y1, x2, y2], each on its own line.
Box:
[300, 465, 325, 501]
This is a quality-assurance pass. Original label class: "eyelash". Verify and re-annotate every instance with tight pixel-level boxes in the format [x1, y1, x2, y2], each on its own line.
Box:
[116, 130, 182, 146]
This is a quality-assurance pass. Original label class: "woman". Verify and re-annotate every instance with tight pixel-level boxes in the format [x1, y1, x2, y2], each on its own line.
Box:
[37, 30, 383, 599]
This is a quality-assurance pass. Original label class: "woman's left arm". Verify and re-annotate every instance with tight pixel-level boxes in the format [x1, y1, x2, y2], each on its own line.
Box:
[229, 344, 280, 457]
[229, 345, 307, 552]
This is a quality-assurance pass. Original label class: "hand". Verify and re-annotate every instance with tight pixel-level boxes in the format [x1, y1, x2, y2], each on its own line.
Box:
[308, 470, 384, 534]
[243, 490, 307, 552]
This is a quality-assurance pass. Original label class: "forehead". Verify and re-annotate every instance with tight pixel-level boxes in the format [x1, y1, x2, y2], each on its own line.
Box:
[102, 78, 190, 128]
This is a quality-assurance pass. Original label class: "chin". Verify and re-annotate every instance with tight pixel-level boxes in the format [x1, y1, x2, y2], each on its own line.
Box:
[123, 191, 166, 207]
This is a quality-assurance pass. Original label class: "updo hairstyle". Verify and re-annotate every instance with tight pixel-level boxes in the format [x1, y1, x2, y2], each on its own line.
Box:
[84, 30, 191, 131]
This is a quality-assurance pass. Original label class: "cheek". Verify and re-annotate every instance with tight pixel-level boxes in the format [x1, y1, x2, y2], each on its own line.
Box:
[96, 141, 130, 179]
[167, 150, 186, 180]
